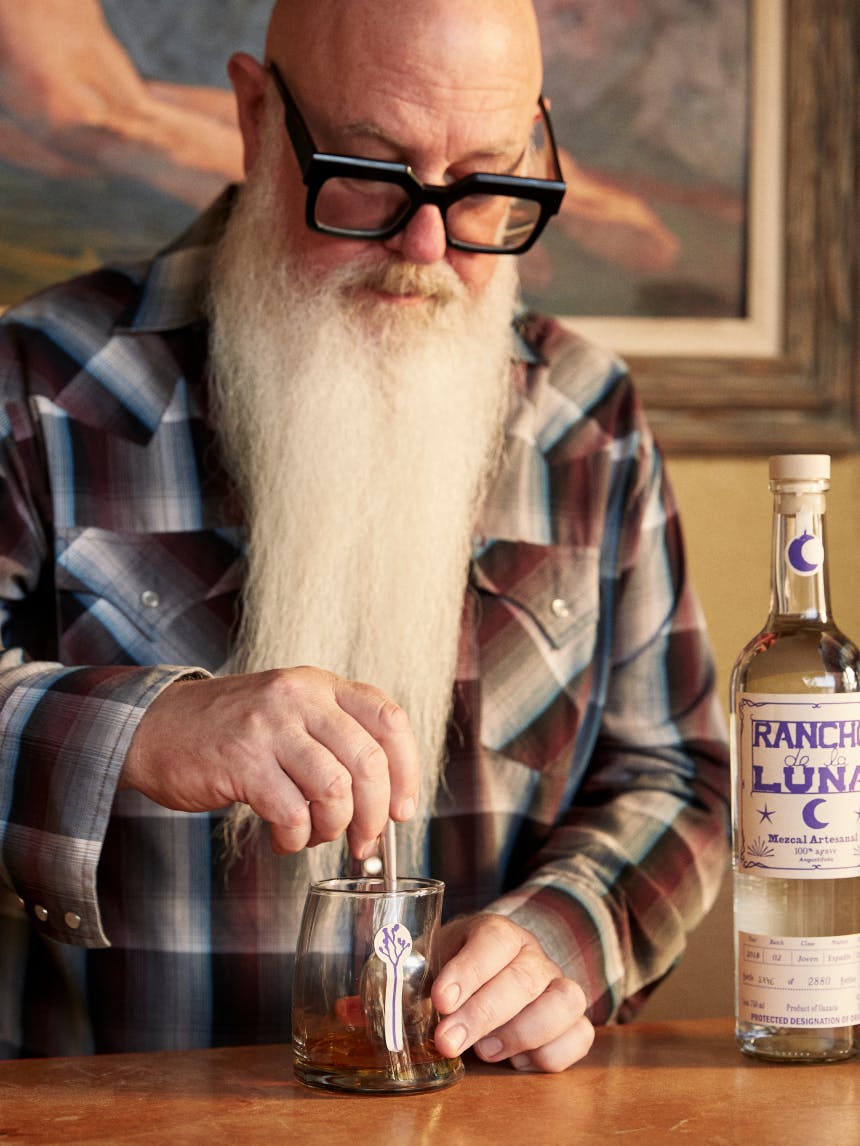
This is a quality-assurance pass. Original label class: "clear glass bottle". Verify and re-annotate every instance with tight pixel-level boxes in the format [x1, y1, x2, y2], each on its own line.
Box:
[730, 454, 860, 1062]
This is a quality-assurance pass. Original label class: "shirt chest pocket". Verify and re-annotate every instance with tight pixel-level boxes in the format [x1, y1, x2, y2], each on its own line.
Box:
[54, 526, 243, 670]
[470, 543, 600, 767]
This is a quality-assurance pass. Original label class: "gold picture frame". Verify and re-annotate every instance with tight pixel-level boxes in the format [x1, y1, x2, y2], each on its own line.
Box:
[566, 0, 858, 454]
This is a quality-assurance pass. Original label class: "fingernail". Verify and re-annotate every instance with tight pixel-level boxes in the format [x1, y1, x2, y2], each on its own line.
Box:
[510, 1053, 534, 1072]
[477, 1037, 503, 1060]
[397, 795, 417, 820]
[356, 840, 375, 861]
[442, 1024, 467, 1055]
[438, 982, 460, 1011]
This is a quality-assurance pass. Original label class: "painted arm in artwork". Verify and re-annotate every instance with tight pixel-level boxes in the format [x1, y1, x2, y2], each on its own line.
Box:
[518, 147, 680, 291]
[554, 149, 679, 272]
[0, 0, 242, 206]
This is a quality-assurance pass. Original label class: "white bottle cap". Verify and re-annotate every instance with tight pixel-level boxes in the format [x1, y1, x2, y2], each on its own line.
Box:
[768, 454, 830, 480]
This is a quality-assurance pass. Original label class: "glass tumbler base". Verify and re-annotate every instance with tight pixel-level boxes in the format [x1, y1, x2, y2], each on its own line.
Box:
[293, 1053, 465, 1094]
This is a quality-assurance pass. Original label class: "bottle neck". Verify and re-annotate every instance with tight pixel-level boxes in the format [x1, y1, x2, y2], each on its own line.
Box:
[769, 484, 832, 623]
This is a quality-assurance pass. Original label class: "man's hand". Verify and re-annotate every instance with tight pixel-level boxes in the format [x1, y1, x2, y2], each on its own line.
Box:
[121, 668, 420, 859]
[432, 914, 594, 1072]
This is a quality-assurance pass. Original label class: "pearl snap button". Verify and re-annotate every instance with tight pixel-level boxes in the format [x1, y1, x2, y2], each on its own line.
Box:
[64, 912, 82, 931]
[551, 597, 571, 619]
[140, 589, 160, 609]
[34, 904, 48, 922]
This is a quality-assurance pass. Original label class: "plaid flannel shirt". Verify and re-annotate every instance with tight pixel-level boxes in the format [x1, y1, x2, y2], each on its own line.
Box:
[0, 191, 729, 1057]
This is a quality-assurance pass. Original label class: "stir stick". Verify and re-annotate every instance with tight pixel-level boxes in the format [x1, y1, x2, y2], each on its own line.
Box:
[380, 819, 397, 891]
[373, 819, 413, 1079]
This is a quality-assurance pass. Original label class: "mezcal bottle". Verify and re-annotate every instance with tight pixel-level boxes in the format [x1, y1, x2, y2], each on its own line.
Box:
[730, 454, 860, 1062]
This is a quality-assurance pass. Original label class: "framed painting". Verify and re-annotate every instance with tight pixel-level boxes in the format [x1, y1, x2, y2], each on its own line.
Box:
[0, 0, 856, 454]
[531, 0, 859, 454]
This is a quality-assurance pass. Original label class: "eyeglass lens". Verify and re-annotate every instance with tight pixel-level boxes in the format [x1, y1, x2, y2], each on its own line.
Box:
[313, 111, 556, 251]
[314, 182, 544, 249]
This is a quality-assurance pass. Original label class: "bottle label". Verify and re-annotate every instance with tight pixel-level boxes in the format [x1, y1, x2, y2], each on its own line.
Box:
[737, 930, 860, 1029]
[736, 693, 860, 877]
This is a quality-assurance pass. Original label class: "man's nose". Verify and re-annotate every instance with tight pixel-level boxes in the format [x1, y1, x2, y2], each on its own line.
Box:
[383, 203, 448, 264]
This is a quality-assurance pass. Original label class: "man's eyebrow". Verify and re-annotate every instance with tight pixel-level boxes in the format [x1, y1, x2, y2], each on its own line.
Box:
[337, 118, 526, 172]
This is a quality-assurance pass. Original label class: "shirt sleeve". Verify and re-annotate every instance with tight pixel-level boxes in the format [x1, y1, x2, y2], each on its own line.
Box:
[0, 337, 210, 949]
[487, 404, 730, 1023]
[0, 662, 209, 949]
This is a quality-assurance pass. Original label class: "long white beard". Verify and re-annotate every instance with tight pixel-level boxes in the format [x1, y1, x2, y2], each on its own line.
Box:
[206, 98, 519, 876]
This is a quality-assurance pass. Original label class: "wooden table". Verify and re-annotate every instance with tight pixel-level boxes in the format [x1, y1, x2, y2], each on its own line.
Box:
[0, 1018, 857, 1144]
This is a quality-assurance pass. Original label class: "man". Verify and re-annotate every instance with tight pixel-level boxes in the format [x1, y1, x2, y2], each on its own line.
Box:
[0, 0, 729, 1069]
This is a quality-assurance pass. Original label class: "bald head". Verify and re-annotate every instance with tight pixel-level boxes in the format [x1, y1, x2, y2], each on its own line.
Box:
[265, 0, 543, 122]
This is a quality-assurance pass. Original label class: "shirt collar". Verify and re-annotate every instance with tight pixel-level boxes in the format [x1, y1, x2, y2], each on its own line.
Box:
[114, 187, 236, 335]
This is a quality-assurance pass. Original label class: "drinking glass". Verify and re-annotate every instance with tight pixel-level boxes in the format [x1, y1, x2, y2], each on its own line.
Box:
[292, 876, 464, 1093]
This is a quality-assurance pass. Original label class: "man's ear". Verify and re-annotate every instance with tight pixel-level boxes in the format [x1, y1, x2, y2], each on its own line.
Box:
[228, 51, 269, 175]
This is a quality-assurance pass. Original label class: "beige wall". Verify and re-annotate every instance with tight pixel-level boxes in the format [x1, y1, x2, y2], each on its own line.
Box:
[638, 453, 860, 1021]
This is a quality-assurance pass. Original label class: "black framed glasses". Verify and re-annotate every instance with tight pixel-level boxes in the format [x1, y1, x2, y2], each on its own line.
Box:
[266, 61, 566, 255]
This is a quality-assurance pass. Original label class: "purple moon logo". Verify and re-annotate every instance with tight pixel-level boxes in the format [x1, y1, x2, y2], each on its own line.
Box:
[787, 531, 824, 576]
[802, 798, 829, 829]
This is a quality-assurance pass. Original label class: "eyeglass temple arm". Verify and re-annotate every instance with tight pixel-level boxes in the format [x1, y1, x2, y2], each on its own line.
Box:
[266, 60, 316, 166]
[537, 95, 565, 183]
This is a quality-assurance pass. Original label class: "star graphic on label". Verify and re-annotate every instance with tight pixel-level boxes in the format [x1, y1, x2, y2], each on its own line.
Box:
[757, 805, 776, 823]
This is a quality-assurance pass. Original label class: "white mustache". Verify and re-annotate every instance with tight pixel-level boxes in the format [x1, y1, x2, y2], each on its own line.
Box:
[333, 258, 465, 305]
